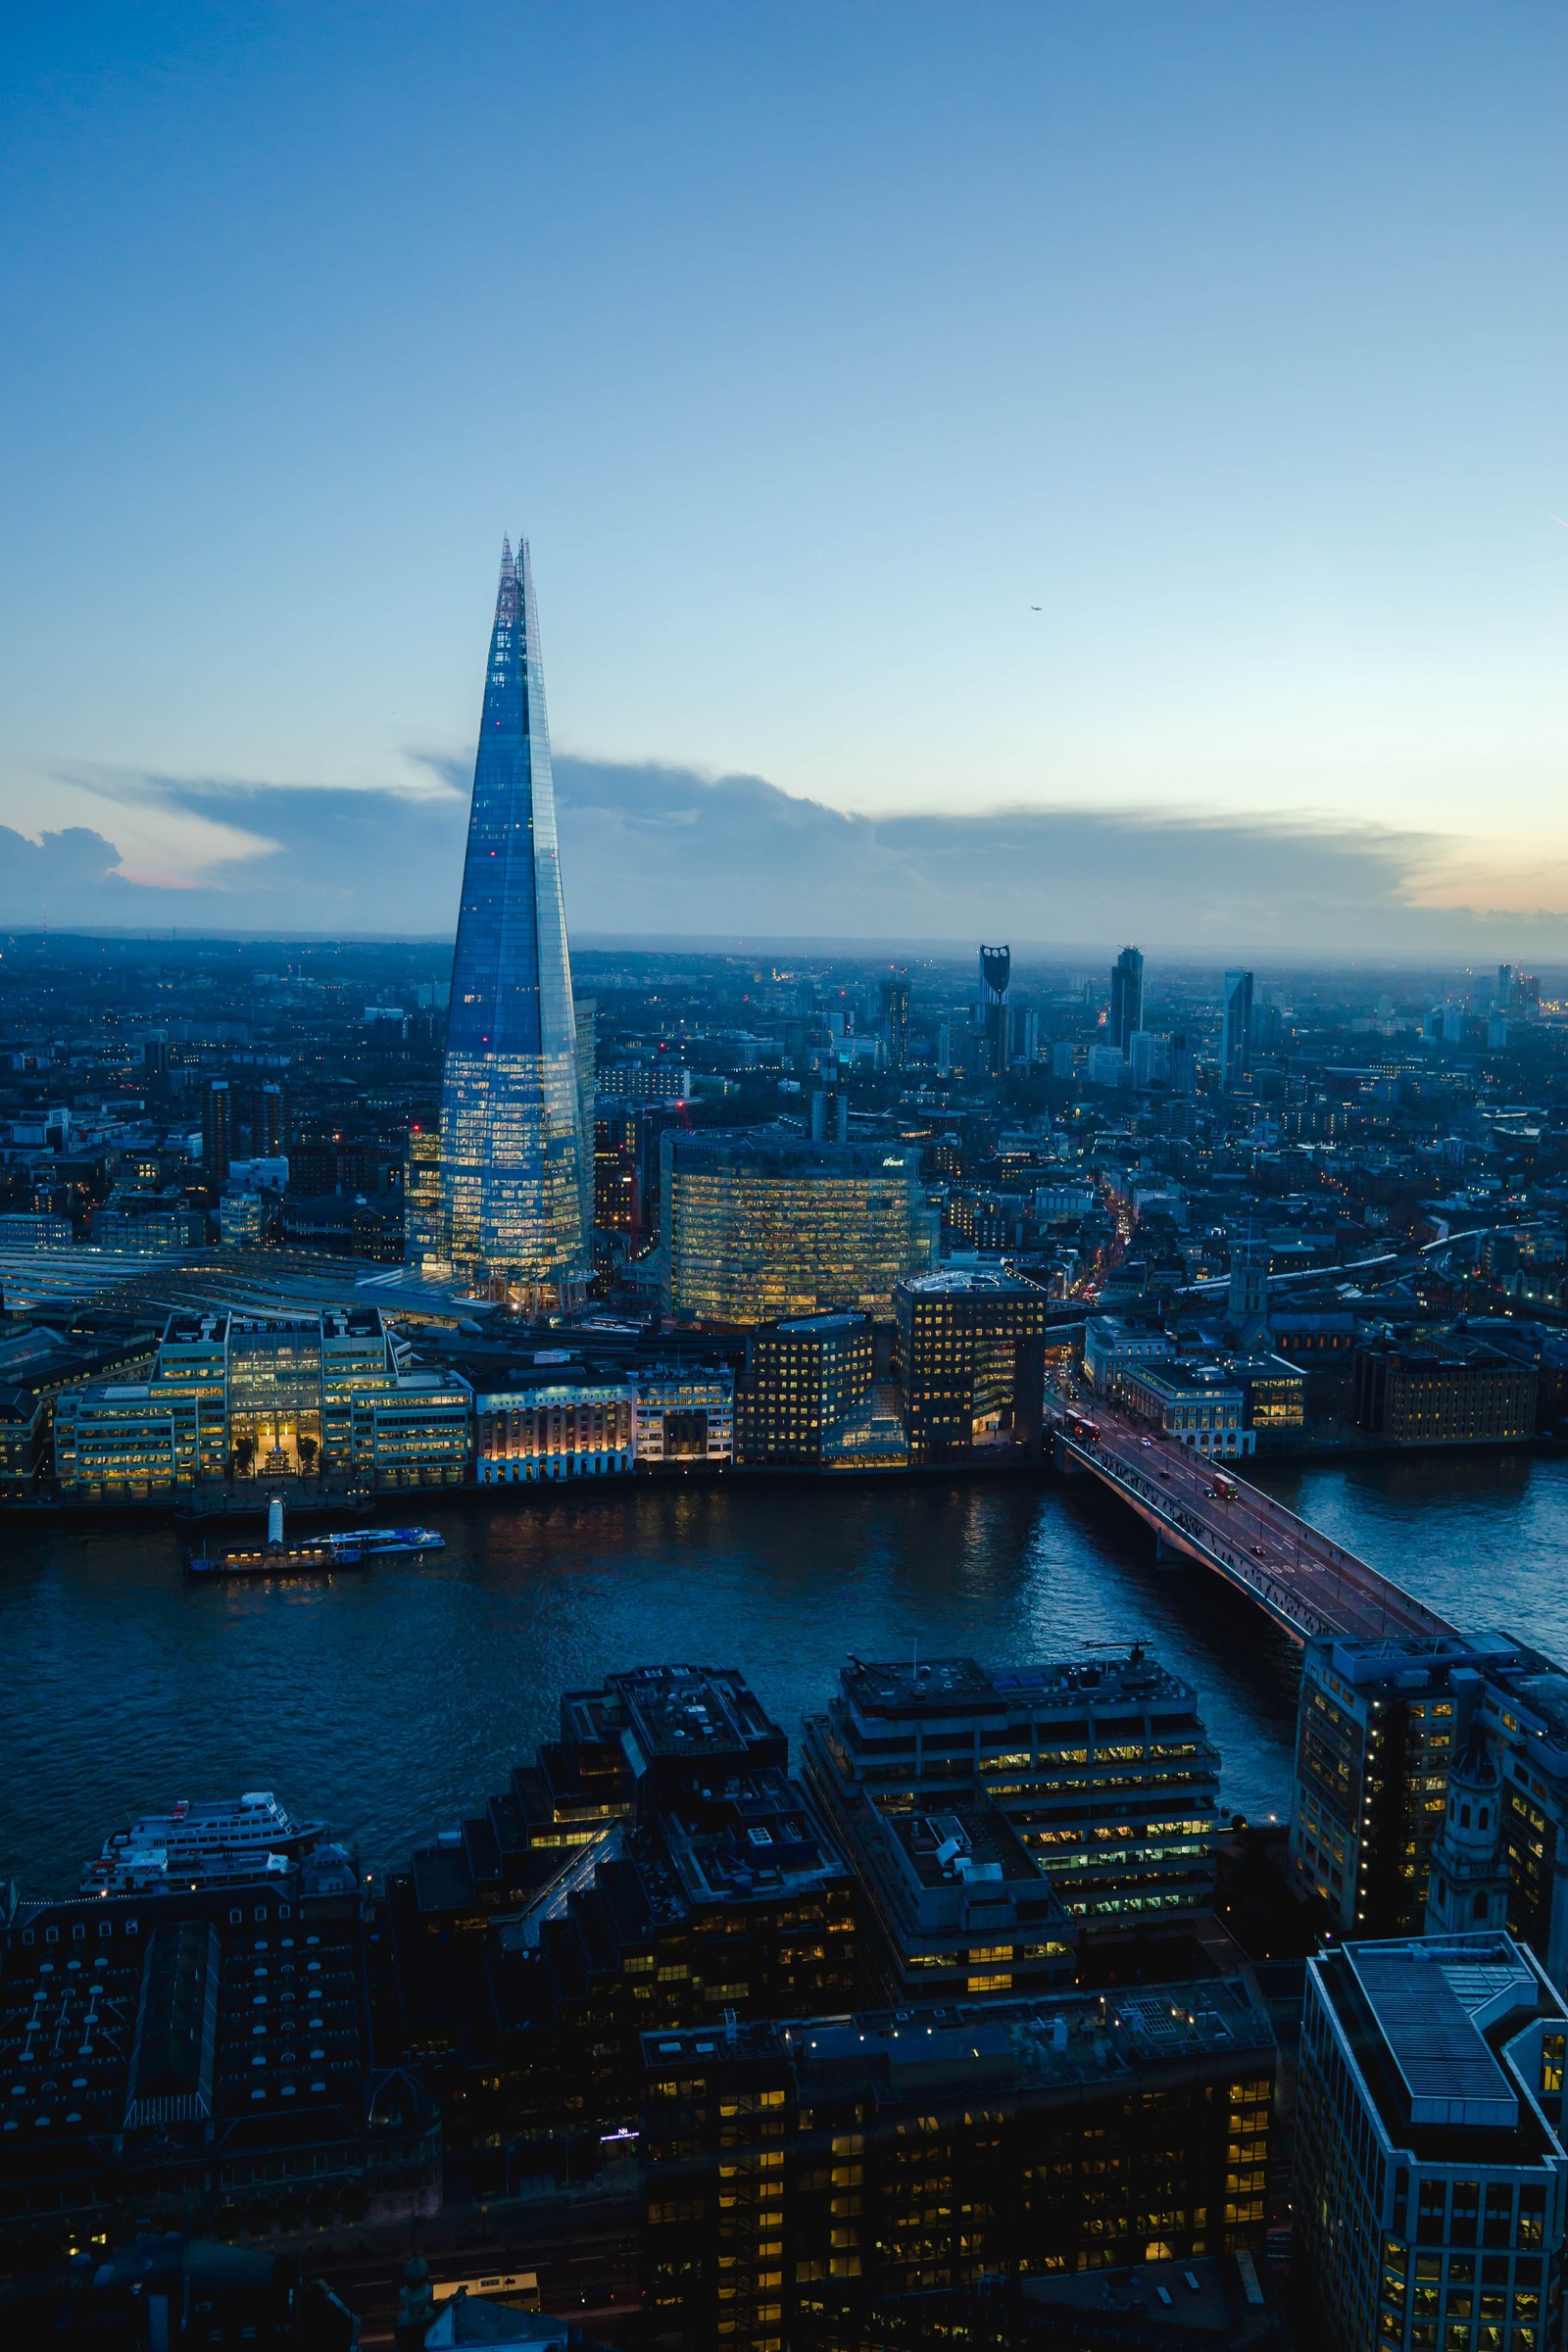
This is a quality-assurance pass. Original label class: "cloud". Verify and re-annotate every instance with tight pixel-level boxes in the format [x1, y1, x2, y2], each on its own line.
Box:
[2, 755, 1566, 957]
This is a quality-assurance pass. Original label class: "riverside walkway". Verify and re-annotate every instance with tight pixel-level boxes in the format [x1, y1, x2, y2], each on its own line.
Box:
[1047, 1393, 1457, 1646]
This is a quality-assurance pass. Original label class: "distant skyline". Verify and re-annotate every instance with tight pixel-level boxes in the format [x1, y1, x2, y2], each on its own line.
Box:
[1, 5, 1564, 948]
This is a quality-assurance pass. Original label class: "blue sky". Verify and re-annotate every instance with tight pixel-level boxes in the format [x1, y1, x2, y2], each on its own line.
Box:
[0, 4, 1563, 947]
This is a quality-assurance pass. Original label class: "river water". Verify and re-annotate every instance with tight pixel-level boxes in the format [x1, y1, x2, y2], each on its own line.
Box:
[3, 1449, 1563, 1899]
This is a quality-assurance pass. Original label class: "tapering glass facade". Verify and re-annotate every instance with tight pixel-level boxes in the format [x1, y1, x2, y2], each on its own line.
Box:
[436, 538, 589, 1300]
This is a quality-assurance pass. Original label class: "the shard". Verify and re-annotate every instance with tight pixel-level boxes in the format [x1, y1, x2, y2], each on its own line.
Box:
[435, 537, 591, 1303]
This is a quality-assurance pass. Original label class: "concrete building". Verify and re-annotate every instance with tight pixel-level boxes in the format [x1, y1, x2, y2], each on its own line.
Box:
[1295, 1934, 1567, 2352]
[805, 1650, 1220, 1936]
[641, 1975, 1274, 2344]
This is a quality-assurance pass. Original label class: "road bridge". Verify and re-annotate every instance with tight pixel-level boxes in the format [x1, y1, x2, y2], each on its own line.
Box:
[1048, 1392, 1457, 1646]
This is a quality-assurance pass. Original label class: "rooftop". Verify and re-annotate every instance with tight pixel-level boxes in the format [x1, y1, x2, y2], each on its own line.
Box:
[644, 1975, 1272, 2101]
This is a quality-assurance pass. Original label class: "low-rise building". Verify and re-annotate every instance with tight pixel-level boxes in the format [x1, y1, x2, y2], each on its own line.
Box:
[1352, 1338, 1538, 1445]
[1296, 1935, 1567, 2352]
[634, 1366, 734, 1467]
[1081, 1314, 1173, 1397]
[475, 1379, 636, 1483]
[54, 1306, 471, 1497]
[1117, 1359, 1253, 1458]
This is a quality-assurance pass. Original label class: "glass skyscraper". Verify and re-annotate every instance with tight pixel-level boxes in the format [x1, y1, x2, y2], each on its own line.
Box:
[435, 537, 590, 1303]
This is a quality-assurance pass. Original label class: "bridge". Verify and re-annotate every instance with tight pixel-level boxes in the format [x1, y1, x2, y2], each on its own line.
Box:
[1047, 1392, 1457, 1646]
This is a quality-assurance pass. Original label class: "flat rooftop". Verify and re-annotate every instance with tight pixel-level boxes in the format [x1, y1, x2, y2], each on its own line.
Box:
[843, 1651, 1195, 1716]
[1346, 1941, 1536, 2130]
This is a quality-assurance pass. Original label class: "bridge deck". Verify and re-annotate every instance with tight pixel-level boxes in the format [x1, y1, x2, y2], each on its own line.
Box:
[1049, 1397, 1455, 1646]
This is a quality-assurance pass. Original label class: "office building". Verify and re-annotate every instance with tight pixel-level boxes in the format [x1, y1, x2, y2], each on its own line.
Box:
[1226, 1350, 1307, 1443]
[633, 1366, 735, 1466]
[0, 1210, 73, 1248]
[1127, 1027, 1167, 1088]
[735, 1312, 873, 1466]
[661, 1128, 935, 1326]
[475, 1377, 636, 1482]
[201, 1078, 232, 1185]
[54, 1307, 471, 1498]
[641, 1975, 1273, 2345]
[218, 1189, 267, 1247]
[1289, 1636, 1506, 1937]
[805, 1650, 1220, 1934]
[1295, 1934, 1567, 2352]
[1108, 946, 1144, 1054]
[979, 943, 1011, 1077]
[388, 1666, 858, 2191]
[1118, 1359, 1252, 1457]
[1220, 970, 1253, 1089]
[1011, 1004, 1039, 1064]
[1291, 1634, 1568, 1992]
[1168, 1031, 1197, 1094]
[403, 1122, 442, 1263]
[879, 970, 910, 1068]
[1352, 1338, 1538, 1445]
[435, 538, 590, 1307]
[893, 1270, 1049, 1463]
[1081, 1314, 1173, 1396]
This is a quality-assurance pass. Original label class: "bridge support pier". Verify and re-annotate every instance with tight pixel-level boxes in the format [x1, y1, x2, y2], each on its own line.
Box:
[1153, 1533, 1183, 1566]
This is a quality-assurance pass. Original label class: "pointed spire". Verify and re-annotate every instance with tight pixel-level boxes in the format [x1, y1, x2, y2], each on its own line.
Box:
[499, 533, 515, 582]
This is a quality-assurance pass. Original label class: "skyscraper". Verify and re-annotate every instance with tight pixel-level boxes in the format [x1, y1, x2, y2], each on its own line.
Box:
[1220, 967, 1253, 1088]
[978, 943, 1010, 1075]
[201, 1078, 232, 1186]
[435, 538, 589, 1303]
[1108, 944, 1144, 1054]
[879, 968, 910, 1068]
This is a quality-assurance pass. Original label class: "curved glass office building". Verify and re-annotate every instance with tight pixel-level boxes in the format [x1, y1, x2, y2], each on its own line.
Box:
[435, 538, 591, 1304]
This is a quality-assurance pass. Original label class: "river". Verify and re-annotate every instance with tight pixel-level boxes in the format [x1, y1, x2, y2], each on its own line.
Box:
[3, 1448, 1562, 1898]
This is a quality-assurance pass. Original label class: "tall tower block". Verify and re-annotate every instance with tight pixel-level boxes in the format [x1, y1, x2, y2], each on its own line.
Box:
[436, 537, 589, 1305]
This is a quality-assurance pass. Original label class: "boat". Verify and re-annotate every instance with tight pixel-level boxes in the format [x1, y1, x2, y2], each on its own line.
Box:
[81, 1790, 323, 1897]
[185, 1501, 445, 1578]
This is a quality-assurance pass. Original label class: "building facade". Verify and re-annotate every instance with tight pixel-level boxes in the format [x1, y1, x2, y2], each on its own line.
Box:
[475, 1379, 636, 1482]
[434, 538, 591, 1306]
[662, 1129, 935, 1326]
[805, 1650, 1219, 1936]
[634, 1367, 735, 1466]
[893, 1270, 1049, 1463]
[1295, 1934, 1567, 2352]
[641, 1976, 1273, 2347]
[1352, 1339, 1538, 1445]
[1118, 1360, 1254, 1458]
[54, 1307, 471, 1497]
[735, 1313, 873, 1467]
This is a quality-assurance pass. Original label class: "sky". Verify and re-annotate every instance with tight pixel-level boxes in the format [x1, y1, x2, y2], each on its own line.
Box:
[0, 3, 1563, 952]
